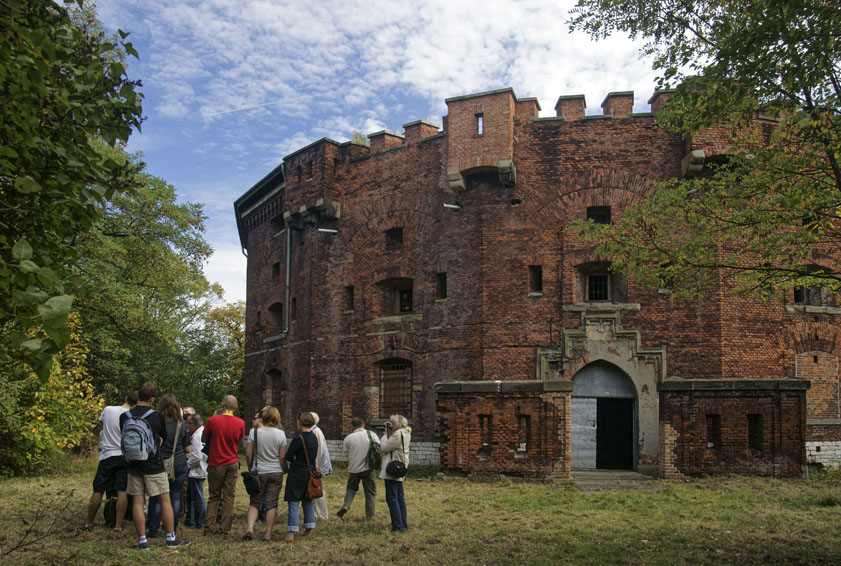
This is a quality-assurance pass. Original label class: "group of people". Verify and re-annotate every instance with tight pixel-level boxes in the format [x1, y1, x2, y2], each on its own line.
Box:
[83, 382, 412, 550]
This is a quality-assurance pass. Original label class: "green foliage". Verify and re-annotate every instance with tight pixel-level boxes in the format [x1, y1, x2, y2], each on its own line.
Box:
[0, 0, 142, 379]
[569, 0, 841, 297]
[0, 314, 103, 477]
[351, 130, 370, 146]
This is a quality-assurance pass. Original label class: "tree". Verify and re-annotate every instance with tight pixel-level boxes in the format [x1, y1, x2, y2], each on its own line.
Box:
[0, 0, 142, 379]
[71, 146, 221, 402]
[568, 0, 841, 298]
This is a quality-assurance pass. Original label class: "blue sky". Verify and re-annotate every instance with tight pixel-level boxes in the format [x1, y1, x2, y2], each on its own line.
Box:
[97, 0, 657, 303]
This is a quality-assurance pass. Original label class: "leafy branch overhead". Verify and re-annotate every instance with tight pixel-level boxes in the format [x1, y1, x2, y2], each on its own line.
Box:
[568, 0, 841, 298]
[0, 0, 143, 378]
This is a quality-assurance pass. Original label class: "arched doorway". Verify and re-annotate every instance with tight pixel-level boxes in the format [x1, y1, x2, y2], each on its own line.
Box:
[571, 361, 637, 470]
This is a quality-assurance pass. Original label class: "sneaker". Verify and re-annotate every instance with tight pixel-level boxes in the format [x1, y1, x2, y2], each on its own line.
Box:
[336, 507, 347, 519]
[166, 538, 191, 548]
[242, 531, 252, 541]
[138, 542, 150, 550]
[81, 524, 93, 532]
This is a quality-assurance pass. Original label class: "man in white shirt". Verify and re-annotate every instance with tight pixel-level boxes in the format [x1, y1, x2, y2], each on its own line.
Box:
[337, 417, 380, 520]
[185, 414, 208, 528]
[83, 392, 137, 532]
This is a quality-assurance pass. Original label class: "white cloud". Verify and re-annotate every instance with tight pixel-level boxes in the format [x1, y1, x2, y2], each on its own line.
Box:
[100, 0, 663, 302]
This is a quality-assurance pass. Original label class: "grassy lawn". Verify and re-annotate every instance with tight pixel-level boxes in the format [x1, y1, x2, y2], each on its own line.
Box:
[1, 458, 840, 565]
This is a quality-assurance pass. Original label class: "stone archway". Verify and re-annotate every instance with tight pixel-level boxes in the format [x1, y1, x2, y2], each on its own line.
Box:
[571, 361, 637, 470]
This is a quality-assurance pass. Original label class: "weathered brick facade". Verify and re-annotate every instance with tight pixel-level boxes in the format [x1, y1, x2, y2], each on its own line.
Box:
[235, 87, 837, 479]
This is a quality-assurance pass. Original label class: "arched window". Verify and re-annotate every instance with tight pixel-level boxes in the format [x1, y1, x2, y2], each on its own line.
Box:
[376, 358, 412, 417]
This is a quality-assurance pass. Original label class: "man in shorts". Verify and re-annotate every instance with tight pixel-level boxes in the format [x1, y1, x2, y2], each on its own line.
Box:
[83, 391, 137, 532]
[120, 382, 190, 550]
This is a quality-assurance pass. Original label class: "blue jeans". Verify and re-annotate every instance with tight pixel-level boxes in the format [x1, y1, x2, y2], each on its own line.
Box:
[384, 480, 407, 532]
[286, 500, 315, 532]
[147, 464, 188, 536]
[187, 477, 206, 527]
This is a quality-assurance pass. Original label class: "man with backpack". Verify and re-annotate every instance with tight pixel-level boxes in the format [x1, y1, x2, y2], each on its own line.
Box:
[120, 382, 190, 550]
[82, 391, 137, 532]
[337, 417, 381, 520]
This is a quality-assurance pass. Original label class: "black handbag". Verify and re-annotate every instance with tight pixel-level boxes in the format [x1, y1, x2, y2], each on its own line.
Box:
[241, 427, 261, 496]
[385, 431, 407, 478]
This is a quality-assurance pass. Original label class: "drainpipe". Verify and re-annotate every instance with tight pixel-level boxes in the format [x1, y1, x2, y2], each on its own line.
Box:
[284, 223, 291, 335]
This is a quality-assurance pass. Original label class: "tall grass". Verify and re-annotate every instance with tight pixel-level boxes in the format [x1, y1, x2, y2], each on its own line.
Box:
[1, 458, 839, 565]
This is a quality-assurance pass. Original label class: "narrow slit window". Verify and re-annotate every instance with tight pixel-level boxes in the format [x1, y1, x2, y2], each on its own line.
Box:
[476, 113, 484, 135]
[272, 262, 280, 281]
[478, 414, 492, 458]
[748, 414, 763, 451]
[345, 285, 354, 311]
[706, 414, 721, 448]
[305, 160, 313, 178]
[517, 415, 530, 455]
[290, 297, 297, 321]
[436, 272, 447, 300]
[529, 265, 543, 294]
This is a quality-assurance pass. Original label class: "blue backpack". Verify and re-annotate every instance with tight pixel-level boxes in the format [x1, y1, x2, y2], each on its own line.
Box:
[121, 409, 156, 462]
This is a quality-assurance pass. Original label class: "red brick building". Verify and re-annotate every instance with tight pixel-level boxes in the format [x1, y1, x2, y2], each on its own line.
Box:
[235, 87, 839, 478]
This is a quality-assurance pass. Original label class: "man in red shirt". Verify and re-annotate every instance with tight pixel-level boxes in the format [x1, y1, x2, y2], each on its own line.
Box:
[201, 394, 245, 535]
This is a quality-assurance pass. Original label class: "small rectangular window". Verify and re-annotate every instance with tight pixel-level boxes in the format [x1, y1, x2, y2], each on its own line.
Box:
[748, 414, 763, 451]
[587, 206, 611, 225]
[529, 265, 543, 294]
[588, 274, 609, 301]
[291, 297, 297, 321]
[706, 414, 721, 448]
[345, 285, 354, 311]
[296, 166, 302, 182]
[794, 286, 823, 306]
[305, 160, 313, 178]
[476, 113, 484, 135]
[272, 262, 280, 281]
[436, 272, 447, 300]
[385, 227, 403, 251]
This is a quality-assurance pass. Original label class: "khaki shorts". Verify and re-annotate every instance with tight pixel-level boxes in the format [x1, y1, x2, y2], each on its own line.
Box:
[127, 472, 170, 497]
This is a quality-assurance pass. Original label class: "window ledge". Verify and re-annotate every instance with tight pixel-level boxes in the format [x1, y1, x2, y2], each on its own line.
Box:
[528, 292, 543, 298]
[365, 313, 423, 325]
[343, 309, 354, 314]
[807, 418, 841, 425]
[262, 333, 286, 343]
[786, 305, 841, 315]
[435, 298, 448, 303]
[562, 302, 641, 312]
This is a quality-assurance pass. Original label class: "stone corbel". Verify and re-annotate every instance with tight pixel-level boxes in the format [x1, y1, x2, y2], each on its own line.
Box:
[283, 210, 304, 230]
[447, 166, 466, 192]
[681, 149, 705, 177]
[498, 159, 516, 187]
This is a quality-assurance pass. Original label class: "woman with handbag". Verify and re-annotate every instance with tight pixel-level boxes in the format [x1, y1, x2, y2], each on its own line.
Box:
[280, 411, 320, 543]
[242, 406, 287, 541]
[146, 394, 191, 538]
[379, 414, 411, 533]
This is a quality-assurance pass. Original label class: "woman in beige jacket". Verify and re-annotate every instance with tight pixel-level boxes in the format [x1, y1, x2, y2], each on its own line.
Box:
[379, 414, 410, 532]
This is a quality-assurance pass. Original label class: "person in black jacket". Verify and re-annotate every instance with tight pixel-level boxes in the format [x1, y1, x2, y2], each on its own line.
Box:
[280, 412, 319, 543]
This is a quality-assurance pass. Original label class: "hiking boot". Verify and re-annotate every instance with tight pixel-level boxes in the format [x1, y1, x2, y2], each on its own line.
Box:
[336, 507, 347, 519]
[138, 541, 150, 550]
[166, 538, 191, 548]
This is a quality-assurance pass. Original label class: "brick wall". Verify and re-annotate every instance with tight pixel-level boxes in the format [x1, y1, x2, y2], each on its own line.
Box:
[326, 439, 440, 467]
[436, 380, 573, 478]
[659, 379, 809, 477]
[237, 86, 840, 477]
